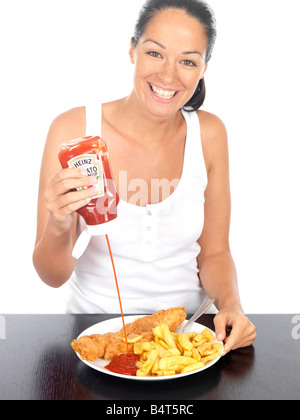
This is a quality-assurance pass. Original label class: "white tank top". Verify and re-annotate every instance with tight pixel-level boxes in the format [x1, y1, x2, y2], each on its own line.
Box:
[65, 104, 208, 314]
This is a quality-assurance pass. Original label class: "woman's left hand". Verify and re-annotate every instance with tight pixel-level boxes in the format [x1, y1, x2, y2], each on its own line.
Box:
[213, 310, 256, 355]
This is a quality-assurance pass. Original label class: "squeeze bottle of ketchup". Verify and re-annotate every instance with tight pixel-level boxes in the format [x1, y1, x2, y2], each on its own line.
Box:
[58, 136, 120, 259]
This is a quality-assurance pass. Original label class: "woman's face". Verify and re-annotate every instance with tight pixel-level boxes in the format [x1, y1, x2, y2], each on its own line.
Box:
[130, 8, 208, 118]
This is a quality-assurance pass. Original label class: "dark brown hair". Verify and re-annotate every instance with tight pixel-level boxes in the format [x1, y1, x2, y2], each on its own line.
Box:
[132, 0, 217, 111]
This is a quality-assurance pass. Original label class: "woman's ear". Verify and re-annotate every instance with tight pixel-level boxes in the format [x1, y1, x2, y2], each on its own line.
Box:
[129, 37, 135, 64]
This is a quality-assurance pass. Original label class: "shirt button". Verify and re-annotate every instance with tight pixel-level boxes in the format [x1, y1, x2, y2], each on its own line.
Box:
[147, 226, 152, 231]
[147, 211, 152, 216]
[146, 241, 152, 245]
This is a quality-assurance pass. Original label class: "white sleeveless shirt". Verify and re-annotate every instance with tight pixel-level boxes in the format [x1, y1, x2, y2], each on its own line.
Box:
[65, 104, 208, 314]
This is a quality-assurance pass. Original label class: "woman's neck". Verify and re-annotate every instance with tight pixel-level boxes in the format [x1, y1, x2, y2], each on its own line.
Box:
[119, 92, 183, 147]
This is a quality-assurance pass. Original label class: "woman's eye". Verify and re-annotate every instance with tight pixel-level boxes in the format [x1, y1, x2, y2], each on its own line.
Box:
[147, 51, 162, 58]
[181, 59, 197, 67]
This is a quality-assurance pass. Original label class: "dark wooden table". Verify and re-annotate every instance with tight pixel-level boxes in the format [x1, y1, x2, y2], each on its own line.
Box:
[0, 314, 299, 401]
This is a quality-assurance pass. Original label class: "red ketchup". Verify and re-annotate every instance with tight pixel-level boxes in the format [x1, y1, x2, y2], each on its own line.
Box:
[105, 353, 140, 376]
[58, 136, 119, 226]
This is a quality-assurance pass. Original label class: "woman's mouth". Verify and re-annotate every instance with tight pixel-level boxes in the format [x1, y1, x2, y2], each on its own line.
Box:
[148, 83, 179, 101]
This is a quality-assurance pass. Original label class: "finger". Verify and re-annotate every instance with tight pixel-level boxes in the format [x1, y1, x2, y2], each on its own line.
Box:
[48, 175, 98, 200]
[223, 323, 248, 354]
[50, 194, 94, 224]
[52, 184, 99, 211]
[47, 168, 88, 189]
[213, 313, 228, 342]
[58, 197, 93, 218]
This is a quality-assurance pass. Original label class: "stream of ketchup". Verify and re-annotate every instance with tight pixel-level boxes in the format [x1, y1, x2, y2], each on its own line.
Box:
[105, 234, 130, 355]
[105, 235, 141, 376]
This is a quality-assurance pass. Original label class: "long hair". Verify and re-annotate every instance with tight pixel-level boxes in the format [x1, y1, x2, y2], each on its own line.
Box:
[132, 0, 217, 111]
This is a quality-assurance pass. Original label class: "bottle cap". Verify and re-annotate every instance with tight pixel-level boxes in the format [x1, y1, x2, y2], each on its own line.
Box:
[72, 217, 120, 259]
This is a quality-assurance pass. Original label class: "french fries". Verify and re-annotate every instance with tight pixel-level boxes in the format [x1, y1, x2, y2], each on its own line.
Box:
[134, 324, 223, 377]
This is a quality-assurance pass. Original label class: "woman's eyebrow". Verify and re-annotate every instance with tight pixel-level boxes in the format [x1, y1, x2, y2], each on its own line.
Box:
[142, 39, 166, 49]
[142, 39, 203, 58]
[183, 51, 204, 59]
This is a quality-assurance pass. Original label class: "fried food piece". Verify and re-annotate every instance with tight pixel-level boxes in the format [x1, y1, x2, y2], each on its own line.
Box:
[71, 307, 186, 361]
[71, 332, 115, 361]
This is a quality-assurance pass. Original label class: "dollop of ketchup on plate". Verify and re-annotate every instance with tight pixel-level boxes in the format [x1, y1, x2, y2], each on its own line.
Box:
[105, 353, 140, 376]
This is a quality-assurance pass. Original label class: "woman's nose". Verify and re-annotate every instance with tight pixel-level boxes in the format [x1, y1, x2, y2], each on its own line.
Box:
[158, 60, 177, 85]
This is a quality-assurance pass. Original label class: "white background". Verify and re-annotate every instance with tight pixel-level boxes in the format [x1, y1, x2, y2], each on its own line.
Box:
[0, 0, 299, 314]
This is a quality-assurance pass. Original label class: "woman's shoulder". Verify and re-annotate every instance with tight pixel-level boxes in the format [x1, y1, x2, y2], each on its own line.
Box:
[196, 110, 227, 140]
[49, 106, 86, 143]
[41, 107, 86, 172]
[195, 110, 229, 170]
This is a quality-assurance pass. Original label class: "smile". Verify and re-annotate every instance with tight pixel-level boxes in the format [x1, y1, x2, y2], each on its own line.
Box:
[149, 83, 179, 100]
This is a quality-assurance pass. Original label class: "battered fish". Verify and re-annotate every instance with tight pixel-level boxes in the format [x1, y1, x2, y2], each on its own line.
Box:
[71, 307, 186, 361]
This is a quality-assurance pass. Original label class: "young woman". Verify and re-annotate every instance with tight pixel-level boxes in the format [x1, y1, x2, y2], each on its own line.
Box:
[33, 0, 256, 354]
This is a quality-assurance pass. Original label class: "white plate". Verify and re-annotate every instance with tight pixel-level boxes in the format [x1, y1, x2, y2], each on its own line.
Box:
[74, 315, 223, 381]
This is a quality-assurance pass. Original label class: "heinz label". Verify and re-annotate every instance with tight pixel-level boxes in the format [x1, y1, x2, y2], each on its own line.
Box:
[68, 154, 104, 198]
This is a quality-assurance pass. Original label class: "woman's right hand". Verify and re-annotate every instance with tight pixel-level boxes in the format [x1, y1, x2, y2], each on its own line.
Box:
[44, 168, 98, 234]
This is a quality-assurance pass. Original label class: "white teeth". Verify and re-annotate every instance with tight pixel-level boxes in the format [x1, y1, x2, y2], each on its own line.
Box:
[150, 84, 176, 99]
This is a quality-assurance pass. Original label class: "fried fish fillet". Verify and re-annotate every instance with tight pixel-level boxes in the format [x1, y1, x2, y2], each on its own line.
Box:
[71, 307, 186, 361]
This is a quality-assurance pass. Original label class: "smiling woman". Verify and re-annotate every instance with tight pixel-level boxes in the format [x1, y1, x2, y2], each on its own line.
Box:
[129, 8, 209, 118]
[132, 0, 217, 112]
[32, 0, 256, 355]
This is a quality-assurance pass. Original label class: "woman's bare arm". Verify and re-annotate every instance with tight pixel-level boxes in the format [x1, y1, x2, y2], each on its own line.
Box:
[197, 112, 241, 309]
[197, 111, 256, 352]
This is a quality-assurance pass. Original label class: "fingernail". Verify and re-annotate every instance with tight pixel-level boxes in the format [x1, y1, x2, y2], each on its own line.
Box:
[217, 333, 223, 341]
[81, 169, 88, 176]
[90, 184, 100, 193]
[88, 176, 98, 185]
